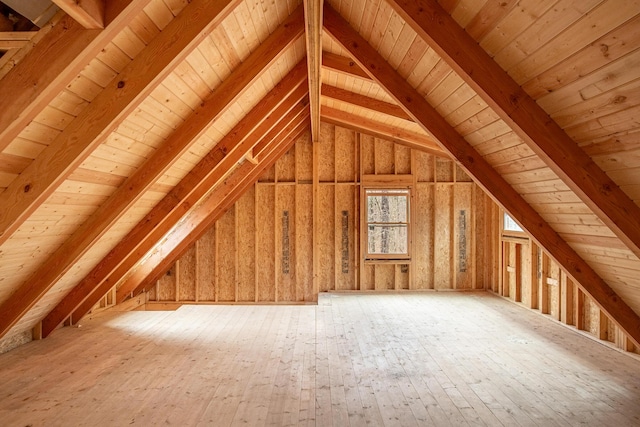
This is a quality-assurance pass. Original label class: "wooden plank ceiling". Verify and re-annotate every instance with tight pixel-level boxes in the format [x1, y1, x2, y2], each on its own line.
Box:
[0, 0, 639, 347]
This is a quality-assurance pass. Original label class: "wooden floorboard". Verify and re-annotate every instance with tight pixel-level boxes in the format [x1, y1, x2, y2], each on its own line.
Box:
[0, 292, 639, 426]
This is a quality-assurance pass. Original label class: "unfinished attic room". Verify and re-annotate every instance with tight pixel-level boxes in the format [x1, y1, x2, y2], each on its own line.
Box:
[2, 0, 640, 425]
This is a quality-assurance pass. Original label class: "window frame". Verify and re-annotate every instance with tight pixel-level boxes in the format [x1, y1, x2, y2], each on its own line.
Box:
[363, 186, 412, 261]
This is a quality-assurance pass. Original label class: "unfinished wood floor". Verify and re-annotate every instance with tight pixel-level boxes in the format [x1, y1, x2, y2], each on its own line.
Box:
[0, 292, 639, 426]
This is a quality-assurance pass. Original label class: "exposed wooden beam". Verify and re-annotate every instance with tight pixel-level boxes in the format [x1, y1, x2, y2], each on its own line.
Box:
[323, 3, 640, 347]
[0, 0, 243, 247]
[74, 116, 310, 325]
[303, 0, 323, 142]
[322, 84, 412, 120]
[1, 25, 304, 341]
[0, 32, 37, 49]
[52, 0, 105, 29]
[40, 73, 309, 337]
[387, 0, 640, 260]
[322, 51, 370, 80]
[0, 0, 149, 153]
[321, 105, 444, 157]
[123, 119, 310, 303]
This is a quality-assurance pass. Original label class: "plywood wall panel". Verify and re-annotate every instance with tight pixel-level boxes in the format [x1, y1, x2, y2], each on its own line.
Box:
[156, 265, 176, 301]
[217, 208, 236, 302]
[434, 184, 453, 289]
[277, 186, 296, 302]
[276, 148, 296, 182]
[237, 188, 256, 302]
[295, 137, 313, 182]
[319, 125, 335, 181]
[196, 228, 216, 301]
[257, 185, 276, 301]
[335, 127, 355, 182]
[178, 245, 196, 301]
[414, 151, 434, 182]
[375, 264, 395, 290]
[361, 134, 375, 175]
[414, 183, 434, 289]
[374, 138, 394, 174]
[335, 185, 355, 290]
[454, 184, 473, 289]
[395, 264, 410, 290]
[435, 157, 453, 182]
[395, 145, 412, 175]
[317, 185, 335, 292]
[296, 185, 314, 301]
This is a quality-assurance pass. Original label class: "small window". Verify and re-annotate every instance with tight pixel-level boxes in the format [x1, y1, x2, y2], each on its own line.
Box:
[503, 212, 524, 233]
[365, 188, 410, 259]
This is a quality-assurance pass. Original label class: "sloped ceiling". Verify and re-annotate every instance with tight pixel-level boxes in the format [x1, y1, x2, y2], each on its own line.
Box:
[0, 0, 639, 348]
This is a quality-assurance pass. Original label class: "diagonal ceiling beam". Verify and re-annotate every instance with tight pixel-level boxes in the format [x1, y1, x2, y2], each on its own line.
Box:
[0, 25, 305, 341]
[321, 105, 444, 157]
[323, 3, 640, 347]
[0, 0, 150, 153]
[322, 51, 371, 80]
[74, 114, 310, 325]
[302, 0, 323, 142]
[0, 0, 245, 247]
[123, 119, 310, 304]
[52, 0, 105, 29]
[322, 84, 412, 120]
[386, 0, 640, 260]
[40, 74, 309, 337]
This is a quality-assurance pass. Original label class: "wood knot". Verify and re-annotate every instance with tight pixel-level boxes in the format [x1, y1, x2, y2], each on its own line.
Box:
[24, 184, 31, 193]
[612, 95, 627, 104]
[600, 44, 609, 57]
[117, 81, 125, 89]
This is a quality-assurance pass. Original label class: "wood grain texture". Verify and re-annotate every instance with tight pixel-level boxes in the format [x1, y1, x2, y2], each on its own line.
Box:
[52, 0, 106, 29]
[0, 0, 243, 249]
[40, 68, 309, 337]
[0, 0, 149, 152]
[323, 2, 640, 348]
[386, 0, 640, 261]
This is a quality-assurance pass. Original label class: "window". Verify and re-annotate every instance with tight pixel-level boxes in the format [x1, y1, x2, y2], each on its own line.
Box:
[365, 188, 410, 259]
[503, 212, 524, 233]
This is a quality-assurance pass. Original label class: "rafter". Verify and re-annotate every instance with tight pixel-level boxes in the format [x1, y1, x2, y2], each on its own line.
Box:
[322, 84, 412, 120]
[0, 0, 149, 153]
[52, 0, 105, 29]
[123, 120, 310, 304]
[0, 0, 244, 247]
[322, 51, 370, 80]
[74, 115, 310, 325]
[0, 23, 304, 341]
[323, 3, 640, 347]
[321, 105, 444, 156]
[40, 71, 309, 337]
[386, 0, 640, 260]
[302, 0, 323, 142]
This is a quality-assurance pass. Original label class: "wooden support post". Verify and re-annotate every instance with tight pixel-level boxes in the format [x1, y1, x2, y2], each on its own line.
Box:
[235, 203, 240, 303]
[540, 253, 550, 315]
[530, 243, 539, 310]
[312, 139, 319, 299]
[598, 310, 609, 341]
[514, 243, 522, 303]
[195, 241, 200, 303]
[254, 183, 259, 302]
[575, 288, 585, 331]
[214, 222, 219, 303]
[175, 259, 180, 303]
[354, 132, 360, 291]
[561, 274, 574, 326]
